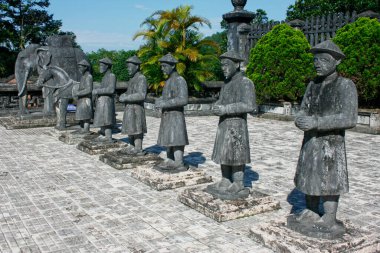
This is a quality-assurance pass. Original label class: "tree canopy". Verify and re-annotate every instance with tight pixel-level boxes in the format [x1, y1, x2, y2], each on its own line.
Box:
[0, 0, 62, 51]
[134, 5, 220, 95]
[286, 0, 380, 20]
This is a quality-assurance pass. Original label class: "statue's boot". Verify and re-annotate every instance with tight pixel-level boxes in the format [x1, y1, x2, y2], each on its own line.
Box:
[295, 209, 320, 223]
[227, 170, 249, 198]
[312, 196, 341, 232]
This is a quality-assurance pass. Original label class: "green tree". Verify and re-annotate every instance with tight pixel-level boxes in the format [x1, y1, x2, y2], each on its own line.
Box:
[333, 17, 380, 106]
[0, 0, 62, 51]
[134, 5, 220, 95]
[246, 24, 315, 104]
[86, 49, 137, 82]
[287, 0, 380, 20]
[252, 9, 269, 25]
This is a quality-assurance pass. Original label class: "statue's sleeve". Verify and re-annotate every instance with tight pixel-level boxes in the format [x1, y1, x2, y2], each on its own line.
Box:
[161, 77, 188, 109]
[297, 82, 312, 117]
[96, 74, 116, 95]
[121, 75, 147, 103]
[224, 78, 256, 115]
[76, 75, 93, 96]
[316, 79, 358, 131]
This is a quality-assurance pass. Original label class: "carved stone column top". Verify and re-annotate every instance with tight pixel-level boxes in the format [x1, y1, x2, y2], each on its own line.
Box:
[231, 0, 247, 11]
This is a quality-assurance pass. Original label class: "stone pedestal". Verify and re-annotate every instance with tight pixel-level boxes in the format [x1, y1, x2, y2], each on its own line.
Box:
[99, 151, 162, 170]
[249, 219, 380, 253]
[0, 112, 76, 130]
[76, 139, 128, 155]
[130, 165, 212, 191]
[59, 131, 99, 145]
[178, 186, 280, 222]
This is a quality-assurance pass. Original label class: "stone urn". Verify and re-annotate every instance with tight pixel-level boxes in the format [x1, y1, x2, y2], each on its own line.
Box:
[231, 0, 247, 11]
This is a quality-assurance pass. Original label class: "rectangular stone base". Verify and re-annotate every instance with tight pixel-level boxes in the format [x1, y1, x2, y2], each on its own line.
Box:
[130, 166, 212, 191]
[99, 151, 162, 170]
[59, 131, 99, 145]
[249, 219, 380, 253]
[0, 113, 76, 129]
[178, 187, 280, 222]
[76, 139, 128, 155]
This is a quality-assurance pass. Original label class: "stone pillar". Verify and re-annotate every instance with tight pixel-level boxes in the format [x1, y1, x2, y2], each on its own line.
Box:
[223, 0, 255, 69]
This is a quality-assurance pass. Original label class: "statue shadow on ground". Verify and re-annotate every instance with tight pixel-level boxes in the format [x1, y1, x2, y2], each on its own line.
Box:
[244, 166, 259, 188]
[143, 144, 166, 154]
[184, 152, 206, 168]
[287, 188, 324, 215]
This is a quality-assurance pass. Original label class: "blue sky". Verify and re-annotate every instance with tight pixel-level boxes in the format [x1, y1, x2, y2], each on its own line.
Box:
[49, 0, 295, 53]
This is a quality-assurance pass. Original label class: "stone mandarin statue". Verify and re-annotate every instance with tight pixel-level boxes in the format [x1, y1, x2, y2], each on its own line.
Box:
[119, 56, 148, 154]
[206, 51, 256, 200]
[92, 57, 116, 143]
[72, 59, 93, 133]
[155, 53, 189, 171]
[290, 40, 358, 238]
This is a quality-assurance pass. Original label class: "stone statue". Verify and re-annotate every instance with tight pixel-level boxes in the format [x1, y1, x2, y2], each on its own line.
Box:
[119, 56, 147, 154]
[206, 51, 256, 200]
[35, 47, 80, 129]
[288, 40, 358, 239]
[155, 53, 189, 171]
[92, 58, 116, 142]
[72, 59, 93, 133]
[15, 35, 86, 116]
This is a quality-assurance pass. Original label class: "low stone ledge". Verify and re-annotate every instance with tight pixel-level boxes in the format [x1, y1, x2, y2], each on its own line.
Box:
[99, 151, 162, 170]
[178, 186, 280, 222]
[249, 219, 380, 253]
[130, 165, 212, 191]
[59, 131, 99, 145]
[76, 139, 128, 155]
[0, 113, 77, 129]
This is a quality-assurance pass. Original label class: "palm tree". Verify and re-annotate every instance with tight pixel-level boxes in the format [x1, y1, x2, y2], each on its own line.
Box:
[134, 5, 220, 95]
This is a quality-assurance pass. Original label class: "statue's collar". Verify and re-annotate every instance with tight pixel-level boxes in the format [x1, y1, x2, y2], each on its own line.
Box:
[229, 71, 243, 82]
[316, 72, 338, 85]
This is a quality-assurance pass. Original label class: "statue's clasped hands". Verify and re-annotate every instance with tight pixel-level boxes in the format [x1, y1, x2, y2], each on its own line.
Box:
[295, 116, 317, 131]
[212, 104, 226, 116]
[154, 97, 164, 109]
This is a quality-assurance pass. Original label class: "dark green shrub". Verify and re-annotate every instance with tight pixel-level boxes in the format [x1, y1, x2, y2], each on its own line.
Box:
[86, 49, 137, 82]
[246, 24, 315, 104]
[333, 17, 380, 106]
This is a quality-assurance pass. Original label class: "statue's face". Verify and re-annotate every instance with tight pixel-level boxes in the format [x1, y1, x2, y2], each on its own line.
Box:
[160, 62, 175, 76]
[99, 62, 109, 74]
[78, 65, 87, 75]
[221, 58, 239, 80]
[127, 62, 139, 77]
[313, 53, 338, 77]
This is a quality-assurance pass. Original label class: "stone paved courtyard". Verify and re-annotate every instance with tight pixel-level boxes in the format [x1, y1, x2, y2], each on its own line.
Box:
[0, 114, 379, 252]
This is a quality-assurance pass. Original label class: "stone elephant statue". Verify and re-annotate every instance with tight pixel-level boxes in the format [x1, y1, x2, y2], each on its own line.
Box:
[15, 35, 87, 116]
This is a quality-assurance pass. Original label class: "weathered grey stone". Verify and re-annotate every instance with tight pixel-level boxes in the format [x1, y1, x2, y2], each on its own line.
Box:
[207, 51, 256, 200]
[59, 131, 99, 145]
[99, 150, 161, 170]
[0, 112, 76, 129]
[155, 53, 189, 172]
[76, 139, 127, 155]
[130, 165, 212, 191]
[178, 186, 280, 222]
[290, 40, 358, 238]
[249, 219, 379, 253]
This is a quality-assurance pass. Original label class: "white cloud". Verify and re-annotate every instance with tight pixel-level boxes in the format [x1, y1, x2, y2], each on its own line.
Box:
[134, 4, 149, 11]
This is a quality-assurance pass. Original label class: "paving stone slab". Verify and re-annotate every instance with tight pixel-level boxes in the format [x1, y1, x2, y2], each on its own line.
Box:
[99, 151, 162, 170]
[178, 186, 281, 222]
[76, 139, 128, 155]
[249, 219, 380, 253]
[59, 131, 99, 145]
[130, 165, 212, 191]
[0, 113, 77, 129]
